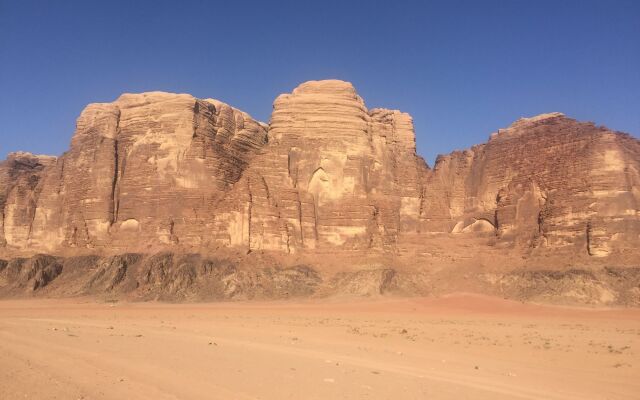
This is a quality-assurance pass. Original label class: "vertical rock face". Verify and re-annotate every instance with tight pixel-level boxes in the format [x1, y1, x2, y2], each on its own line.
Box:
[1, 81, 638, 265]
[211, 80, 428, 253]
[427, 113, 640, 256]
[12, 92, 268, 251]
[0, 152, 56, 248]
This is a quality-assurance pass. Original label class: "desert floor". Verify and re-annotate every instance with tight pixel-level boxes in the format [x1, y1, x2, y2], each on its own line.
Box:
[0, 295, 638, 400]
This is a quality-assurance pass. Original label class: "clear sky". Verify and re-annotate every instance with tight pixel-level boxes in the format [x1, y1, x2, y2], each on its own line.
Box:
[1, 0, 639, 165]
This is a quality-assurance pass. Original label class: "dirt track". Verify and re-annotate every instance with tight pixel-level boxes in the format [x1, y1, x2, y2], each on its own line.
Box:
[1, 295, 638, 399]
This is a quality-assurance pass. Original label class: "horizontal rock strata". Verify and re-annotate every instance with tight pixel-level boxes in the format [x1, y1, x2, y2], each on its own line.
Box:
[2, 92, 268, 251]
[1, 80, 639, 288]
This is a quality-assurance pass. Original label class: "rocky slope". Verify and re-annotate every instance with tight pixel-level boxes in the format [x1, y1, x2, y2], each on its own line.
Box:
[1, 251, 639, 306]
[1, 80, 639, 304]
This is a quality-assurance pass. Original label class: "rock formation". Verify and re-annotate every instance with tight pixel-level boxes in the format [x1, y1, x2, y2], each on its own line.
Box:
[1, 80, 639, 304]
[2, 92, 268, 251]
[210, 80, 428, 253]
[0, 152, 56, 248]
[425, 112, 640, 257]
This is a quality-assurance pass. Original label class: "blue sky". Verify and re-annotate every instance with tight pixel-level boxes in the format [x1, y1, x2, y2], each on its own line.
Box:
[1, 0, 638, 165]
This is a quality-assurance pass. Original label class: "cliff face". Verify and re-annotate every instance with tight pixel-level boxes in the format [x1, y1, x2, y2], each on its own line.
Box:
[1, 81, 639, 265]
[0, 152, 57, 248]
[210, 80, 428, 253]
[2, 92, 268, 251]
[426, 112, 640, 257]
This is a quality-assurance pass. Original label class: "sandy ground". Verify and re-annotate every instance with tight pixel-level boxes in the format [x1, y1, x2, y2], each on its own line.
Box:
[0, 295, 638, 400]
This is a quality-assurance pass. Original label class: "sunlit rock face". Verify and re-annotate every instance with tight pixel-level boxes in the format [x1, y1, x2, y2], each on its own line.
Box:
[1, 81, 638, 261]
[0, 152, 56, 248]
[211, 80, 428, 253]
[426, 112, 640, 256]
[6, 92, 267, 251]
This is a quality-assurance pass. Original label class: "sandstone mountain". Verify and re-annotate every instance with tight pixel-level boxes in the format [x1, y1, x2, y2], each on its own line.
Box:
[1, 80, 639, 304]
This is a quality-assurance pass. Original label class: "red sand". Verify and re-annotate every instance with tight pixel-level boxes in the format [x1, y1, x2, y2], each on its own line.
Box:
[1, 295, 638, 399]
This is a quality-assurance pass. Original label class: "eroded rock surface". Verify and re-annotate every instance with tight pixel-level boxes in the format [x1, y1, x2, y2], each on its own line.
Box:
[426, 112, 640, 257]
[1, 254, 62, 291]
[211, 80, 428, 253]
[0, 152, 56, 248]
[2, 92, 267, 251]
[1, 80, 639, 303]
[1, 252, 638, 306]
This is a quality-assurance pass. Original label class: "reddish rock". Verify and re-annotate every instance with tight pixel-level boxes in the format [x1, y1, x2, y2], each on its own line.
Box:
[1, 81, 638, 266]
[427, 112, 640, 257]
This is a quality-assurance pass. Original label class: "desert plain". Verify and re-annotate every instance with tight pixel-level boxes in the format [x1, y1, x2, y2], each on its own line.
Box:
[0, 294, 638, 400]
[2, 0, 640, 396]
